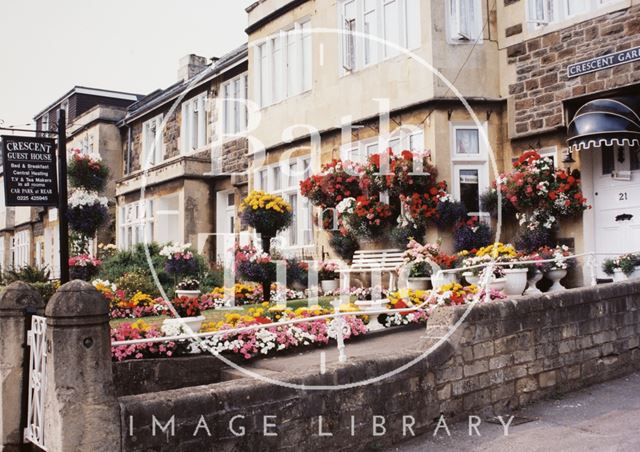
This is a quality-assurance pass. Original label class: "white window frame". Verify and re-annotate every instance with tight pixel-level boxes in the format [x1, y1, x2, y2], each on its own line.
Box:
[339, 0, 421, 73]
[142, 114, 164, 167]
[118, 200, 154, 250]
[222, 73, 249, 135]
[527, 0, 619, 30]
[447, 0, 484, 44]
[11, 230, 30, 268]
[252, 157, 314, 250]
[255, 19, 312, 108]
[450, 122, 489, 217]
[41, 114, 49, 133]
[181, 93, 207, 153]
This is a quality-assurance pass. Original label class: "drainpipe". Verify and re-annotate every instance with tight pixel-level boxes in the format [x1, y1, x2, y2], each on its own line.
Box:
[126, 125, 132, 174]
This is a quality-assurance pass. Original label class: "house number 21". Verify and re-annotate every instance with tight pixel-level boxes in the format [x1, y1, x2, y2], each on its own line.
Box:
[619, 192, 629, 201]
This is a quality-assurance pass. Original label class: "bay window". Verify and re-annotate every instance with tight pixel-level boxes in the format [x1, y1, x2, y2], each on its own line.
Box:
[447, 0, 483, 43]
[181, 93, 207, 153]
[340, 0, 421, 72]
[255, 20, 312, 108]
[118, 200, 154, 250]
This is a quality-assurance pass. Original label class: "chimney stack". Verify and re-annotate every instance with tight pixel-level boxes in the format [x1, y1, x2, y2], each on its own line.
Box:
[177, 54, 208, 82]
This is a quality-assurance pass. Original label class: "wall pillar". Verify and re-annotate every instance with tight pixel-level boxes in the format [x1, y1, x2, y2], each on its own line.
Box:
[0, 282, 44, 451]
[44, 280, 120, 451]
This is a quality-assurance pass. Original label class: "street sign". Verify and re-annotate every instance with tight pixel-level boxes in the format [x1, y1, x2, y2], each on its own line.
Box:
[1, 135, 59, 207]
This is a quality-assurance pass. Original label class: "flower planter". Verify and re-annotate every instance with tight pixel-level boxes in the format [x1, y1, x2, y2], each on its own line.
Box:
[175, 289, 201, 300]
[503, 268, 528, 296]
[613, 268, 627, 282]
[545, 268, 568, 292]
[321, 279, 340, 293]
[162, 315, 205, 333]
[488, 278, 507, 292]
[354, 299, 386, 331]
[462, 272, 479, 286]
[407, 277, 431, 291]
[524, 270, 543, 296]
[431, 272, 458, 290]
[629, 266, 640, 280]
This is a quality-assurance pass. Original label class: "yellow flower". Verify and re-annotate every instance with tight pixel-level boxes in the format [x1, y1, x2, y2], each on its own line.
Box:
[131, 319, 150, 331]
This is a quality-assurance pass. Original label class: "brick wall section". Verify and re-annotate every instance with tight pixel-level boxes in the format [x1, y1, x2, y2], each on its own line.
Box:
[118, 281, 640, 451]
[508, 5, 640, 137]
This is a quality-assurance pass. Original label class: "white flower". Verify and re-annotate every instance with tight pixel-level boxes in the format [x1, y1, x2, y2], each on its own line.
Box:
[159, 243, 192, 257]
[68, 189, 108, 208]
[336, 197, 355, 214]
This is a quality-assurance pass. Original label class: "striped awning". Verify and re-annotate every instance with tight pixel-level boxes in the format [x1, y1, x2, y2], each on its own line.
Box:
[567, 97, 640, 152]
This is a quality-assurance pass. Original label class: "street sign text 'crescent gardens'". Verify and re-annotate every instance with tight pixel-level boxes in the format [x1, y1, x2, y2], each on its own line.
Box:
[567, 46, 640, 78]
[1, 135, 59, 207]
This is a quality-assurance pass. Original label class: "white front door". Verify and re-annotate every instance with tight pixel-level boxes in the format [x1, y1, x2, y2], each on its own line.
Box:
[216, 190, 236, 262]
[593, 145, 640, 277]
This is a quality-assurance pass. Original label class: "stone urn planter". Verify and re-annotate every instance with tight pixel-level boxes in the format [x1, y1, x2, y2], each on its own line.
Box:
[462, 272, 479, 286]
[524, 270, 543, 296]
[488, 278, 507, 292]
[175, 289, 201, 300]
[630, 266, 640, 279]
[613, 268, 627, 282]
[545, 268, 568, 292]
[354, 299, 386, 331]
[162, 315, 205, 333]
[503, 268, 528, 296]
[321, 279, 340, 293]
[407, 277, 431, 291]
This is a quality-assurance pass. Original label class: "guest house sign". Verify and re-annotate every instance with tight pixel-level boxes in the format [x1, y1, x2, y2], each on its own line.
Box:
[567, 46, 640, 78]
[1, 135, 59, 206]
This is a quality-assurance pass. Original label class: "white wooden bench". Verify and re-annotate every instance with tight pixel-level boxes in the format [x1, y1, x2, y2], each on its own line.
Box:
[338, 249, 404, 291]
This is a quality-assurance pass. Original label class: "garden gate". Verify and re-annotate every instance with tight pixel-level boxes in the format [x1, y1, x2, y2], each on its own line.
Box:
[23, 315, 47, 450]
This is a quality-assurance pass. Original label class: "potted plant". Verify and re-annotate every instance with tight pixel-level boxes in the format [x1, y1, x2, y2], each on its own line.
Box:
[175, 278, 201, 299]
[235, 243, 277, 302]
[67, 189, 110, 236]
[68, 254, 102, 281]
[162, 295, 205, 333]
[523, 251, 545, 296]
[319, 262, 340, 292]
[401, 240, 440, 290]
[160, 243, 198, 277]
[67, 149, 109, 191]
[602, 254, 640, 281]
[431, 253, 461, 288]
[539, 245, 575, 292]
[240, 191, 292, 253]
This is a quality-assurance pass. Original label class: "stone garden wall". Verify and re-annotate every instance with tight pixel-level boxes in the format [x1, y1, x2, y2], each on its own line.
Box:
[118, 280, 640, 451]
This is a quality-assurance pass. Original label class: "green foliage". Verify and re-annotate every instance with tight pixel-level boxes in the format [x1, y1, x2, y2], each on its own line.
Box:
[31, 281, 59, 303]
[329, 232, 360, 262]
[198, 264, 225, 293]
[98, 242, 209, 296]
[390, 224, 425, 248]
[602, 259, 616, 276]
[3, 265, 51, 283]
[115, 270, 161, 299]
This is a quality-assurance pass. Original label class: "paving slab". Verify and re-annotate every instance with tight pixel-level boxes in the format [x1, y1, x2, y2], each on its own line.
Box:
[394, 372, 640, 452]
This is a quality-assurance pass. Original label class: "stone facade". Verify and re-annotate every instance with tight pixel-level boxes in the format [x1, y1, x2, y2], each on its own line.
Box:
[507, 5, 640, 137]
[117, 281, 640, 451]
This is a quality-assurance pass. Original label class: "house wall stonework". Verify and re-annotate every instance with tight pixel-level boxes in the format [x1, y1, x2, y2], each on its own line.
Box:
[506, 4, 640, 138]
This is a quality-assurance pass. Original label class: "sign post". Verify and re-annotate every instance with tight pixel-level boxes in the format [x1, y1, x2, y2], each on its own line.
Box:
[1, 109, 70, 283]
[57, 110, 70, 283]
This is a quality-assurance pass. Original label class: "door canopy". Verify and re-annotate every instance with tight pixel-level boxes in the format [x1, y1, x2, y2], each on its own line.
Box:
[567, 97, 640, 152]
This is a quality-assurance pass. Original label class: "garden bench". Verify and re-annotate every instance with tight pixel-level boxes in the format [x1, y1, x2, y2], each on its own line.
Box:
[339, 249, 404, 291]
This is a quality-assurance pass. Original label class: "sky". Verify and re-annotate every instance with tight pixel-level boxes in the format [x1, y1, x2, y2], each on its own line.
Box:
[0, 0, 254, 127]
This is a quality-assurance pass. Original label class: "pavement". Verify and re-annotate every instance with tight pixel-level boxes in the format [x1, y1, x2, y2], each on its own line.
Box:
[394, 372, 640, 452]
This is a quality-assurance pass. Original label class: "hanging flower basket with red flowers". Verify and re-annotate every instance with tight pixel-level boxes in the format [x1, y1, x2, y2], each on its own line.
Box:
[68, 149, 109, 192]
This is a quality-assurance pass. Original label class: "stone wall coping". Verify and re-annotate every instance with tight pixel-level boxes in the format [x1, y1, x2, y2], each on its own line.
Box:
[45, 280, 109, 324]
